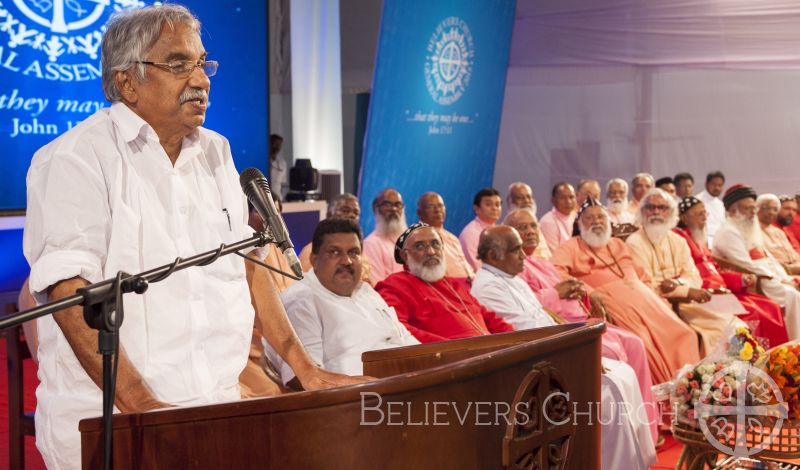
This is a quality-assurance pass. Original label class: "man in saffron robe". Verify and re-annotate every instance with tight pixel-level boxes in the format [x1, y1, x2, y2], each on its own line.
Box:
[416, 192, 475, 283]
[550, 200, 701, 383]
[673, 196, 788, 347]
[626, 188, 745, 355]
[376, 223, 514, 342]
[712, 184, 800, 340]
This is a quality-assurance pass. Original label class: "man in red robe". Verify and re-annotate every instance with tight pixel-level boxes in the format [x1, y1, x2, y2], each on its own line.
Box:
[375, 223, 514, 342]
[674, 196, 788, 347]
[776, 195, 800, 252]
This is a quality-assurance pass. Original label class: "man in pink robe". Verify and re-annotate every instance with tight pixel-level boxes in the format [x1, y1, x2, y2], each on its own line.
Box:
[674, 196, 788, 347]
[505, 208, 659, 442]
[459, 187, 503, 271]
[506, 182, 551, 259]
[550, 200, 701, 384]
[363, 188, 408, 283]
[539, 182, 577, 253]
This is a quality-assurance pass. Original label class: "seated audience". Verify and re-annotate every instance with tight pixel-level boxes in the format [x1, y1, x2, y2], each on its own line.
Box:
[674, 196, 788, 346]
[474, 227, 656, 466]
[539, 182, 577, 253]
[628, 173, 655, 216]
[416, 192, 475, 282]
[712, 185, 800, 340]
[363, 188, 408, 284]
[576, 179, 601, 206]
[271, 219, 418, 384]
[673, 172, 695, 199]
[377, 223, 514, 342]
[506, 181, 551, 259]
[757, 194, 800, 274]
[549, 199, 701, 383]
[458, 187, 503, 271]
[471, 224, 659, 447]
[696, 171, 726, 245]
[626, 189, 743, 355]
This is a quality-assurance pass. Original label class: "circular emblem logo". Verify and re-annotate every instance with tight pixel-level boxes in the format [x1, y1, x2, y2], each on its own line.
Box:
[424, 16, 473, 106]
[696, 361, 788, 458]
[0, 0, 145, 81]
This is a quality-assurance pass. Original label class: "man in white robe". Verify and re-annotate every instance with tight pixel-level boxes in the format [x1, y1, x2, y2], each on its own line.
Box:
[712, 184, 800, 340]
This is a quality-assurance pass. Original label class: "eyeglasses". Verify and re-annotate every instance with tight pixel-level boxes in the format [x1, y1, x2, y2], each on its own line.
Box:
[643, 204, 671, 213]
[136, 59, 219, 78]
[406, 240, 442, 253]
[379, 201, 404, 210]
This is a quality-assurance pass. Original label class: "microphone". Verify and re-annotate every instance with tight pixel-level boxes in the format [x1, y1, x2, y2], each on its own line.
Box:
[239, 167, 303, 279]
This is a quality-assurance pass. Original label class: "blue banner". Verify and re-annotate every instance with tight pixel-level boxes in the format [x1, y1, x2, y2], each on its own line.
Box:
[0, 1, 267, 211]
[359, 0, 516, 234]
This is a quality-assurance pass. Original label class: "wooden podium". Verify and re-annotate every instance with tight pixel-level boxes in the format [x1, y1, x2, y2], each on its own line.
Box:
[80, 321, 604, 469]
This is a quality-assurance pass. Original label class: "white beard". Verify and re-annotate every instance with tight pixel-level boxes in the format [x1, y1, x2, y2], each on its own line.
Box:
[376, 212, 408, 239]
[607, 199, 628, 215]
[580, 220, 612, 248]
[643, 218, 672, 243]
[730, 212, 763, 249]
[408, 256, 447, 283]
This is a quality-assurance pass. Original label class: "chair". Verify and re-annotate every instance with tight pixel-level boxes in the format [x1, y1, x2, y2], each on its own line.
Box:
[4, 302, 36, 469]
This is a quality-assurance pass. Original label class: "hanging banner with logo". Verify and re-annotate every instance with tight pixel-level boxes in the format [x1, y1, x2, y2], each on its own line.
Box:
[358, 0, 516, 234]
[0, 0, 267, 211]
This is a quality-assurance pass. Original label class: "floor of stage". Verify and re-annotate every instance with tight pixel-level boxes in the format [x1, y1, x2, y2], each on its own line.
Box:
[0, 336, 684, 469]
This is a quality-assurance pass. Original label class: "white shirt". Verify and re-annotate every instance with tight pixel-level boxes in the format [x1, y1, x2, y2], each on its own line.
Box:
[712, 220, 791, 282]
[470, 264, 557, 330]
[24, 102, 255, 470]
[697, 190, 725, 246]
[271, 269, 419, 383]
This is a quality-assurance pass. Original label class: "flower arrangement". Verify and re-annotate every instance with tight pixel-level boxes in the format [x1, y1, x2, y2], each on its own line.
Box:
[765, 343, 800, 419]
[728, 325, 766, 363]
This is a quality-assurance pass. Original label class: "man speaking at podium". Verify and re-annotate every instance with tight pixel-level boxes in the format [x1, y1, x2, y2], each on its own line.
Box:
[22, 5, 364, 469]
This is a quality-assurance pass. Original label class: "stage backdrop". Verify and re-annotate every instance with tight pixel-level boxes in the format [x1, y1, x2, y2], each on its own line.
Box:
[0, 1, 267, 295]
[358, 0, 516, 235]
[0, 0, 268, 211]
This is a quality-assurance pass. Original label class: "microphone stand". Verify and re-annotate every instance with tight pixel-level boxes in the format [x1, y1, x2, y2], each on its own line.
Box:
[0, 231, 270, 470]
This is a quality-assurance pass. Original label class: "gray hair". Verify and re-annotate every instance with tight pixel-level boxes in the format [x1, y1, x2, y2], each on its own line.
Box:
[327, 193, 358, 217]
[606, 178, 629, 194]
[477, 229, 507, 262]
[632, 172, 654, 186]
[756, 193, 780, 210]
[637, 187, 678, 226]
[101, 4, 201, 102]
[503, 207, 537, 225]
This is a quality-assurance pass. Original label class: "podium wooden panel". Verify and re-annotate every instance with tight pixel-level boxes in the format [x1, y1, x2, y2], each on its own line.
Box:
[80, 321, 604, 469]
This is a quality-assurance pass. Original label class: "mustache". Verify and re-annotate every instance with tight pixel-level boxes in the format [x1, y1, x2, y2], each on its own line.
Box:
[335, 265, 354, 275]
[179, 88, 209, 105]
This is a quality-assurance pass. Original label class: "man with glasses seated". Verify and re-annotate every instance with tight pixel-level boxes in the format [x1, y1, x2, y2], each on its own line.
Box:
[22, 5, 365, 468]
[363, 188, 408, 283]
[626, 189, 745, 355]
[376, 223, 514, 343]
[267, 219, 418, 386]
